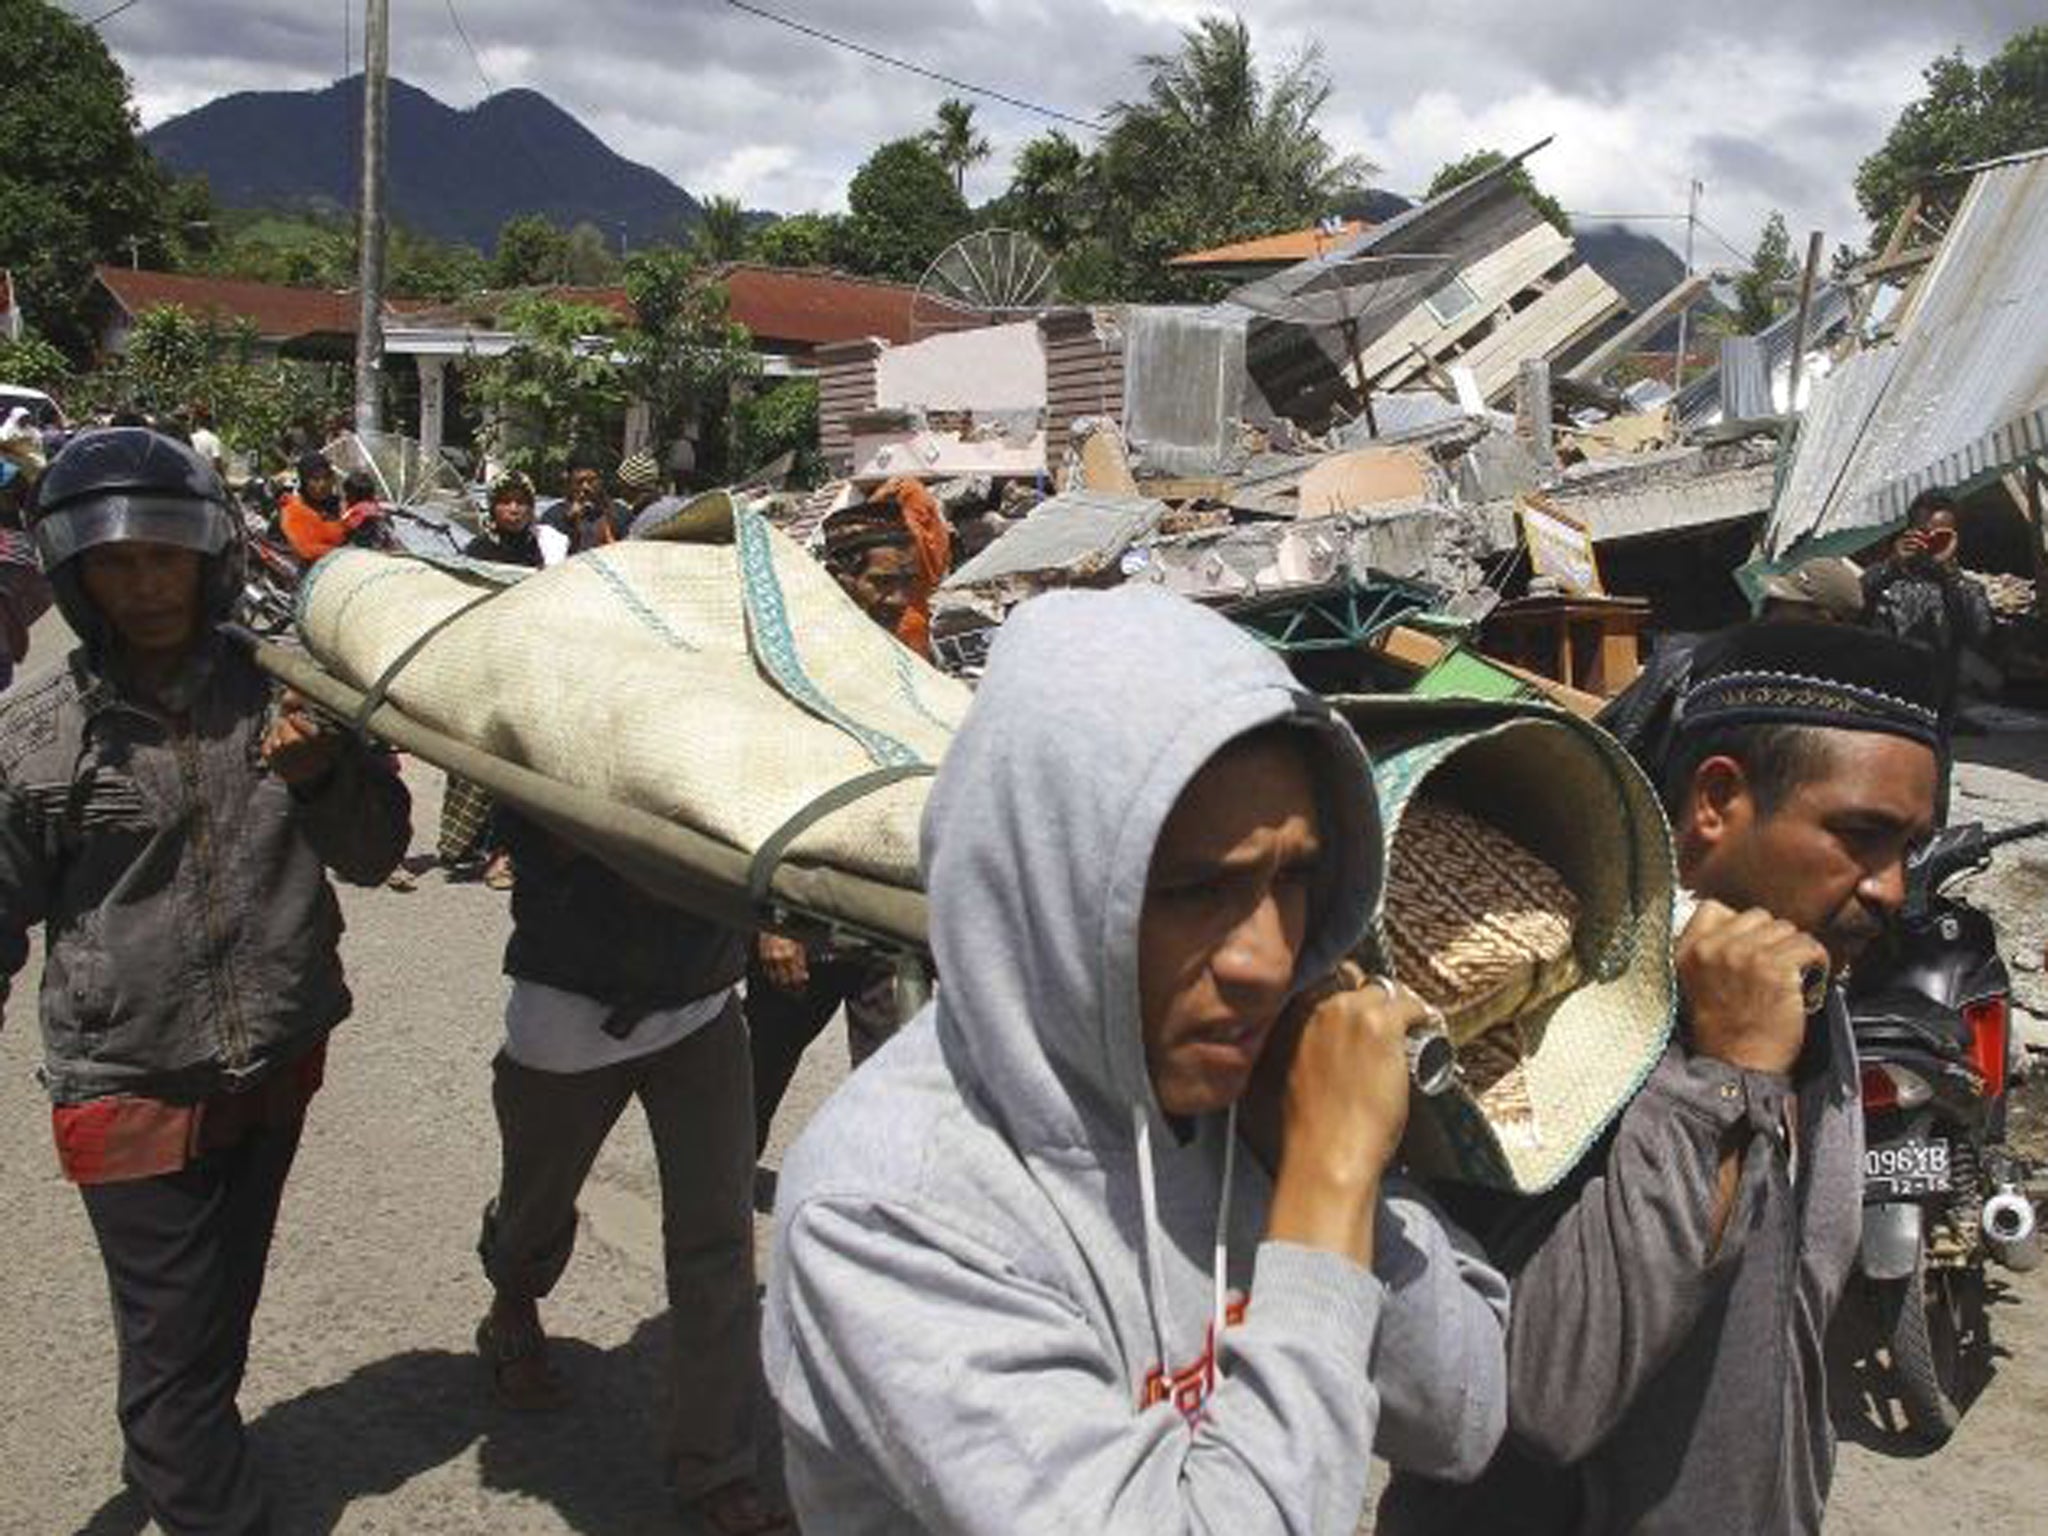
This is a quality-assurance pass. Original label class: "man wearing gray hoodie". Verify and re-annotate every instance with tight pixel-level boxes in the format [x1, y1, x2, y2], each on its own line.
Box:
[763, 586, 1508, 1535]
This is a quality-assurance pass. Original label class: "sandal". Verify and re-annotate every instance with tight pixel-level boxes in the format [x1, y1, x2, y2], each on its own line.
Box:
[476, 1307, 568, 1412]
[679, 1477, 793, 1536]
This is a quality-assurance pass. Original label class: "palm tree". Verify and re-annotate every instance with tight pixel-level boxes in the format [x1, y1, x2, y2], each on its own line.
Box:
[1117, 16, 1371, 204]
[1091, 16, 1375, 299]
[693, 195, 752, 263]
[926, 98, 991, 197]
[1008, 130, 1092, 250]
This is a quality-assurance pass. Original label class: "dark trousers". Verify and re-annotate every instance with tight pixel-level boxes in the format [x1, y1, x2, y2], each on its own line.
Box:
[744, 953, 900, 1157]
[78, 1117, 304, 1536]
[478, 1000, 758, 1499]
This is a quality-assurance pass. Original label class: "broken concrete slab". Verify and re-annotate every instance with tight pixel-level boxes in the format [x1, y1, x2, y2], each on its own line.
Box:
[1299, 447, 1434, 516]
[942, 488, 1166, 589]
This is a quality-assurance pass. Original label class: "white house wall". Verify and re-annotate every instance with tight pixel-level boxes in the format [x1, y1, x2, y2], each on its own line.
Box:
[873, 321, 1047, 412]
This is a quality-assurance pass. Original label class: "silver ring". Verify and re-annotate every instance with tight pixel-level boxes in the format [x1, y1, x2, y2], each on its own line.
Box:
[1371, 974, 1399, 1003]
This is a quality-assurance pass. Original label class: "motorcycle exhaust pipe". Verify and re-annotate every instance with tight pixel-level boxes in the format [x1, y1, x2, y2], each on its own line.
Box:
[1983, 1188, 2042, 1273]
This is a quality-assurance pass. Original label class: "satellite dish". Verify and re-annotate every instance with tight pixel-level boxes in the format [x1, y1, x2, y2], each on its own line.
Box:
[911, 228, 1060, 338]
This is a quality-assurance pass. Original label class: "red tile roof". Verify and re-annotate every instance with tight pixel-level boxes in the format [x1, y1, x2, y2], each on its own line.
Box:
[101, 263, 935, 354]
[712, 264, 922, 348]
[398, 266, 928, 350]
[94, 265, 361, 340]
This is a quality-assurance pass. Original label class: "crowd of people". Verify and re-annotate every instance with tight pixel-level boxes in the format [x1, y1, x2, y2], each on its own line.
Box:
[0, 418, 1999, 1536]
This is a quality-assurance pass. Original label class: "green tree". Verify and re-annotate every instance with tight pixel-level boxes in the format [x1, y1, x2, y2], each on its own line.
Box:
[1856, 28, 2048, 235]
[562, 221, 620, 285]
[926, 98, 991, 197]
[619, 248, 759, 483]
[0, 0, 184, 355]
[1000, 130, 1094, 253]
[1734, 211, 1796, 334]
[693, 195, 753, 263]
[1424, 149, 1571, 235]
[844, 138, 972, 282]
[491, 214, 571, 287]
[71, 305, 347, 468]
[750, 211, 843, 268]
[386, 225, 489, 301]
[1082, 15, 1372, 301]
[0, 331, 72, 394]
[471, 296, 627, 487]
[732, 376, 824, 487]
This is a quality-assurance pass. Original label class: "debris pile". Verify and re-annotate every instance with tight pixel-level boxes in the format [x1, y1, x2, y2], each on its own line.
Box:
[754, 139, 2048, 705]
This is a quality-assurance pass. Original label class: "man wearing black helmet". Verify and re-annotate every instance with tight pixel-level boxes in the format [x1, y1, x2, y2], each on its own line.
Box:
[1, 428, 412, 1535]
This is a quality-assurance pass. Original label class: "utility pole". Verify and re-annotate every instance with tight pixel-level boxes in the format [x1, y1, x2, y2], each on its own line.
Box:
[1784, 229, 1825, 417]
[1672, 177, 1701, 392]
[353, 0, 390, 437]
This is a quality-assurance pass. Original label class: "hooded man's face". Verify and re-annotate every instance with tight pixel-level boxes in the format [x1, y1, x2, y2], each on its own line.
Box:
[1139, 733, 1321, 1116]
[1680, 729, 1936, 970]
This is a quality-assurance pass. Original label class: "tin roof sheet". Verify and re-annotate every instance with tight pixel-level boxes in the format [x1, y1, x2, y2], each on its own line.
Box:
[1765, 148, 2048, 559]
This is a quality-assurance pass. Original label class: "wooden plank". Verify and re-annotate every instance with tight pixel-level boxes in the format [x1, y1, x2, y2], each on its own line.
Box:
[1355, 223, 1572, 390]
[1463, 267, 1628, 401]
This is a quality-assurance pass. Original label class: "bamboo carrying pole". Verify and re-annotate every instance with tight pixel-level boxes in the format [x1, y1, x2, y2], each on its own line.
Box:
[248, 639, 933, 955]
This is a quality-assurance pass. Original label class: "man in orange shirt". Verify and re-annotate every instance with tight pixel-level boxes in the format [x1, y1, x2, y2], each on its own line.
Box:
[863, 477, 951, 655]
[277, 451, 348, 562]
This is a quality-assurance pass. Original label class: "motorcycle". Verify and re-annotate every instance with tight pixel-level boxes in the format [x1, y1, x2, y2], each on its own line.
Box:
[231, 477, 305, 638]
[1847, 815, 2048, 1445]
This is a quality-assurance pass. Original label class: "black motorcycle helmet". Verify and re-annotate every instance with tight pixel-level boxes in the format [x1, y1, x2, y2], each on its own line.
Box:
[30, 427, 244, 649]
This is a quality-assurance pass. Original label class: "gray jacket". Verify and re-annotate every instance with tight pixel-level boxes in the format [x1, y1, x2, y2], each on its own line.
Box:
[0, 642, 412, 1103]
[1381, 995, 1864, 1536]
[766, 588, 1508, 1536]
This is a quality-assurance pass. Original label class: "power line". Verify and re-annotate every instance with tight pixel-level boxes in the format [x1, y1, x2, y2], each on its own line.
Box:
[83, 0, 146, 25]
[441, 0, 679, 237]
[443, 0, 497, 96]
[1564, 208, 1755, 267]
[720, 0, 1106, 132]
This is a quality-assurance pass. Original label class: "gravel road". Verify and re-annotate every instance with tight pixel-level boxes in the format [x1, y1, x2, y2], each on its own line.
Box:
[2, 644, 2044, 1533]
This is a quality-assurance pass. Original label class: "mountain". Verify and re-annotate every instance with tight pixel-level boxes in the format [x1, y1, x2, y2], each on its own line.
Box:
[1575, 223, 1723, 349]
[145, 75, 701, 251]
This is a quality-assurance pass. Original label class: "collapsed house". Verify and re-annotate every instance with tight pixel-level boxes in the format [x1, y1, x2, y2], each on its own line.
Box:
[797, 140, 2048, 705]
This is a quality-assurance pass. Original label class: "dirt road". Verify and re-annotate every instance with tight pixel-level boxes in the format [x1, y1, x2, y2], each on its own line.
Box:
[2, 712, 2045, 1532]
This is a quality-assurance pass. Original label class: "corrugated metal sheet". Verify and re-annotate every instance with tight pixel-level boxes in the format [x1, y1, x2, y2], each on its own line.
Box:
[1121, 306, 1250, 476]
[1717, 337, 1771, 421]
[1672, 283, 1854, 430]
[943, 490, 1164, 587]
[1765, 151, 2048, 559]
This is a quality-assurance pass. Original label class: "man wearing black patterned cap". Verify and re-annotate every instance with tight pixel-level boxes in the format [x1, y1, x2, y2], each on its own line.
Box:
[1385, 621, 1943, 1536]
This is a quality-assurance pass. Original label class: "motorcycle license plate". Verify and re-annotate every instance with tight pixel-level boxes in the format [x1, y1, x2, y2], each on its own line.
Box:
[1864, 1137, 1951, 1199]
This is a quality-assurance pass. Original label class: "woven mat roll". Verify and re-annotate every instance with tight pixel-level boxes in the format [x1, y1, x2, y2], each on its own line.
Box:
[295, 513, 969, 893]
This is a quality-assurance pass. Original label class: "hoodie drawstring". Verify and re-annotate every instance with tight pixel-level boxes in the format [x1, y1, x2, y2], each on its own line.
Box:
[1213, 1101, 1238, 1344]
[1132, 1100, 1242, 1396]
[1131, 1104, 1174, 1380]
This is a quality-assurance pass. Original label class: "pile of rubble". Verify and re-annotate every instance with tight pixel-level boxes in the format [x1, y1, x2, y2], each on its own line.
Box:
[757, 138, 2048, 709]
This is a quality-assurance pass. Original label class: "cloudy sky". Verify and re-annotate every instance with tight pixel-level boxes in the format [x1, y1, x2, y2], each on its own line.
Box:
[77, 0, 2041, 266]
